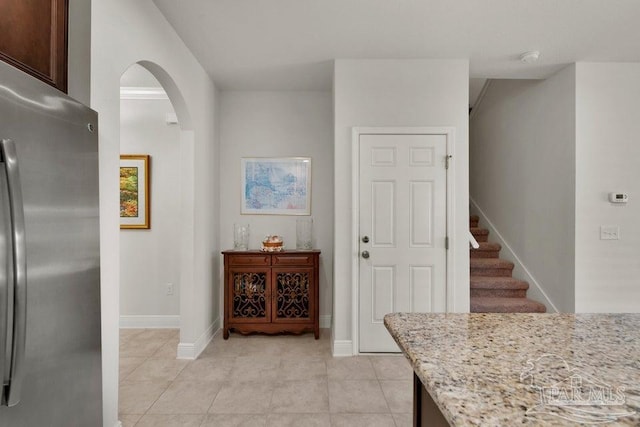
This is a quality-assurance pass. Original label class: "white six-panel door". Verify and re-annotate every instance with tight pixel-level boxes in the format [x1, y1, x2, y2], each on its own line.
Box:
[358, 133, 447, 352]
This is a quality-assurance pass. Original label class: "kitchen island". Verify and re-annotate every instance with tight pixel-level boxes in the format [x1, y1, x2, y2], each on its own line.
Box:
[384, 313, 640, 426]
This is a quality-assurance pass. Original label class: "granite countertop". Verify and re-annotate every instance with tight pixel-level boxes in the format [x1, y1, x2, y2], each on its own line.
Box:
[384, 313, 640, 426]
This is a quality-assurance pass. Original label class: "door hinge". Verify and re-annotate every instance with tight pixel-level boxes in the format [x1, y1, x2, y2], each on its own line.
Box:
[445, 155, 452, 170]
[445, 236, 449, 250]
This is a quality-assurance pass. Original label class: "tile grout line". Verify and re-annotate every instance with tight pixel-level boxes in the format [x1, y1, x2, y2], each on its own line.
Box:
[325, 362, 332, 417]
[122, 329, 413, 427]
[137, 337, 169, 424]
[265, 356, 282, 421]
[202, 360, 230, 422]
[121, 333, 181, 425]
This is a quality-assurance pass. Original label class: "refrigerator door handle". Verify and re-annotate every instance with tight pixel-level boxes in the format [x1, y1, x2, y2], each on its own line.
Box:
[0, 139, 27, 407]
[0, 152, 10, 405]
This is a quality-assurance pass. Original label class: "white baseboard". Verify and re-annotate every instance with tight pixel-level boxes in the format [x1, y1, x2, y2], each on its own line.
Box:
[319, 314, 332, 329]
[115, 422, 122, 427]
[470, 197, 559, 313]
[119, 315, 180, 329]
[332, 340, 353, 357]
[177, 318, 219, 360]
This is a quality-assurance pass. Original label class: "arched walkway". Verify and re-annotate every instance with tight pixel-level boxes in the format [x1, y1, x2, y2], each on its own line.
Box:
[119, 60, 195, 353]
[92, 5, 220, 425]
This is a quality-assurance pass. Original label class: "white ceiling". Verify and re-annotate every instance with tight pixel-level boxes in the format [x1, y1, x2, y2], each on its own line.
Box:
[152, 0, 640, 91]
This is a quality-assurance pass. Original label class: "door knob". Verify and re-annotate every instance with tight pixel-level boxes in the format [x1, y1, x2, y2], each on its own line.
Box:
[362, 236, 369, 243]
[361, 251, 370, 259]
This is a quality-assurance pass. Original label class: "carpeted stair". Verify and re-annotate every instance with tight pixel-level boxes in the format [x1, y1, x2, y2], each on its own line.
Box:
[469, 215, 546, 313]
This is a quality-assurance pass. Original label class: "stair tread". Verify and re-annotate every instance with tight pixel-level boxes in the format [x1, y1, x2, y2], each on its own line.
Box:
[468, 215, 545, 313]
[470, 297, 547, 313]
[470, 227, 489, 235]
[470, 277, 529, 290]
[470, 258, 514, 269]
[471, 242, 501, 251]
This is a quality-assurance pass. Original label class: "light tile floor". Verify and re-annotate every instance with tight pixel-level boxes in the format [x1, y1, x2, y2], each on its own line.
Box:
[119, 329, 413, 427]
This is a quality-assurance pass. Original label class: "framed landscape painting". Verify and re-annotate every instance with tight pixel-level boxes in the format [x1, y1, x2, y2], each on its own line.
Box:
[120, 154, 150, 229]
[241, 157, 311, 215]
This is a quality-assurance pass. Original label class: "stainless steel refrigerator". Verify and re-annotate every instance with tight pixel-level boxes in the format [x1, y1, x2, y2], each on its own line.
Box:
[0, 61, 102, 426]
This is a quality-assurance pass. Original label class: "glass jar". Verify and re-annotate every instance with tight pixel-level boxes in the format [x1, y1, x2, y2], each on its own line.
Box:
[296, 217, 313, 250]
[233, 223, 250, 250]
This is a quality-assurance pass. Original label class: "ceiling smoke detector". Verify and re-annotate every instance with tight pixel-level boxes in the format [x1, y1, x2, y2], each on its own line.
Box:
[519, 51, 540, 63]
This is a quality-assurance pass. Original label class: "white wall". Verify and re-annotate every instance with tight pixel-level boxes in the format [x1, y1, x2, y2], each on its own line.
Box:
[91, 1, 219, 426]
[219, 91, 334, 323]
[333, 59, 470, 354]
[68, 0, 91, 104]
[575, 63, 640, 312]
[469, 68, 576, 313]
[120, 95, 181, 323]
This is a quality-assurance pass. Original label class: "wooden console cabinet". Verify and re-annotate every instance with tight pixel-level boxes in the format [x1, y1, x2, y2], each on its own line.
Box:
[222, 250, 320, 339]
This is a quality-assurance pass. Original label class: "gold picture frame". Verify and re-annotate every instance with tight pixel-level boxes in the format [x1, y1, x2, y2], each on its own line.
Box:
[120, 154, 150, 229]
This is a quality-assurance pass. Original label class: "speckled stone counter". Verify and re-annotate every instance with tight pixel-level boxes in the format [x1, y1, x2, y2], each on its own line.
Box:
[384, 313, 640, 426]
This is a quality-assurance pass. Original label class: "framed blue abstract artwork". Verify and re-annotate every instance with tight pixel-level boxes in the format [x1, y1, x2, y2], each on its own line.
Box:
[241, 157, 311, 215]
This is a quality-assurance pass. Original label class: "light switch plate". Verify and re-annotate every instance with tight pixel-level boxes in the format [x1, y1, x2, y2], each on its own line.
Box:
[600, 226, 620, 240]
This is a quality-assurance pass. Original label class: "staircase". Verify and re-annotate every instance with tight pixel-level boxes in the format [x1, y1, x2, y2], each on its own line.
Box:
[469, 215, 546, 313]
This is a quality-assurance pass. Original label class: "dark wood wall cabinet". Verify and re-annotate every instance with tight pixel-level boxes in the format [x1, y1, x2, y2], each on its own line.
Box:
[0, 0, 68, 92]
[222, 250, 320, 339]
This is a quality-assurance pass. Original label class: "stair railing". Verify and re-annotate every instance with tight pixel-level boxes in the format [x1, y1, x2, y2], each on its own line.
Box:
[469, 79, 493, 120]
[468, 230, 480, 249]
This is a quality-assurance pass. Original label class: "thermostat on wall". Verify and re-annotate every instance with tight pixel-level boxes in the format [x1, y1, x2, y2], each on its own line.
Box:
[608, 192, 628, 204]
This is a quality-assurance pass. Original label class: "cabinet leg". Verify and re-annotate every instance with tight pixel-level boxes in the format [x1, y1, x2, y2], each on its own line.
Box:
[314, 328, 319, 340]
[223, 328, 229, 340]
